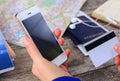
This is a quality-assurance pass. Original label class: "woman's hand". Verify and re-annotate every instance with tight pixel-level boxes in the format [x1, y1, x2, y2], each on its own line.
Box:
[22, 29, 71, 81]
[114, 36, 120, 71]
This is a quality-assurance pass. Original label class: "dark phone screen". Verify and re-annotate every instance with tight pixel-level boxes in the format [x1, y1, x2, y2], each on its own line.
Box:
[22, 13, 63, 61]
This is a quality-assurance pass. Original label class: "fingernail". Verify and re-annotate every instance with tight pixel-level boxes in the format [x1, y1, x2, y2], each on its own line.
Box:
[65, 49, 71, 56]
[22, 37, 30, 46]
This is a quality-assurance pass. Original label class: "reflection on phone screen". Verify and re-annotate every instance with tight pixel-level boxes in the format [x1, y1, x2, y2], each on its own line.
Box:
[22, 13, 63, 61]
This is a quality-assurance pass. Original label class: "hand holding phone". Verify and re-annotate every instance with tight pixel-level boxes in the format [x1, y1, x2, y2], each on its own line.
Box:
[114, 36, 120, 71]
[17, 6, 67, 66]
[22, 31, 71, 81]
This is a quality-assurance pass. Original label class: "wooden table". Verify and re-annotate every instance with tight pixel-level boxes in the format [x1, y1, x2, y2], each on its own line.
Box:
[0, 0, 120, 81]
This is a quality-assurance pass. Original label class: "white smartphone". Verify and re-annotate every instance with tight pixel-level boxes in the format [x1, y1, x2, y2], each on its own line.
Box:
[17, 6, 67, 66]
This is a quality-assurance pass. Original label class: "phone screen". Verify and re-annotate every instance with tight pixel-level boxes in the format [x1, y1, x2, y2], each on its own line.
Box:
[22, 13, 63, 61]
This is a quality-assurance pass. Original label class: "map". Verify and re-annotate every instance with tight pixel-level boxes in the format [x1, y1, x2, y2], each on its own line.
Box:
[0, 0, 87, 46]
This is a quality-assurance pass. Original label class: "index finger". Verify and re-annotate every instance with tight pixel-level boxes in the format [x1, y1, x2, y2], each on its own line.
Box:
[53, 29, 61, 39]
[22, 37, 43, 61]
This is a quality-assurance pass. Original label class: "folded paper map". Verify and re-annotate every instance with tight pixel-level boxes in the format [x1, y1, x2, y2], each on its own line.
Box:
[92, 0, 120, 27]
[0, 0, 87, 46]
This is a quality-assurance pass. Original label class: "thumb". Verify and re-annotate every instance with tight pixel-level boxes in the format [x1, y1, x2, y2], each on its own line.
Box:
[22, 37, 43, 61]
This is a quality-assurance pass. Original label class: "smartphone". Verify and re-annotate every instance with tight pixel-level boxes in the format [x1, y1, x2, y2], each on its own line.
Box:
[0, 31, 14, 74]
[17, 6, 67, 66]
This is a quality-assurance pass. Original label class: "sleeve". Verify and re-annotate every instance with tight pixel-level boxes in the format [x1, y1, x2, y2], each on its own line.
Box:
[52, 76, 81, 81]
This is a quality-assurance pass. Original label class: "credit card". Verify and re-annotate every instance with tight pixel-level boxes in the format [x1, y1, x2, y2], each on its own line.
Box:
[84, 31, 119, 67]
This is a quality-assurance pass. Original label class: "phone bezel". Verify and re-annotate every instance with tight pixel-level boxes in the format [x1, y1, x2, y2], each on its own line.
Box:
[17, 6, 67, 66]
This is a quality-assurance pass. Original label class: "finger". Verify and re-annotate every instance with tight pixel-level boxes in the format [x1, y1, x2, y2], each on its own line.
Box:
[114, 55, 120, 72]
[58, 38, 64, 45]
[53, 29, 61, 39]
[22, 37, 43, 61]
[114, 55, 120, 66]
[114, 44, 120, 55]
[118, 66, 120, 72]
[65, 49, 71, 57]
[60, 65, 68, 72]
[118, 36, 120, 41]
[62, 49, 71, 67]
[62, 61, 68, 68]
